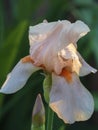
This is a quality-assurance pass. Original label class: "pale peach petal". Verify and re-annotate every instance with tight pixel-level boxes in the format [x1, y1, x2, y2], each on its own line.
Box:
[68, 20, 90, 44]
[29, 20, 71, 74]
[29, 20, 70, 46]
[78, 53, 97, 76]
[30, 22, 67, 74]
[0, 59, 40, 94]
[49, 73, 94, 124]
[29, 21, 56, 46]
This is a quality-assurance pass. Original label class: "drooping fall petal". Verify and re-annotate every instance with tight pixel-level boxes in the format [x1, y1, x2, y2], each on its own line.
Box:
[78, 52, 97, 76]
[0, 59, 40, 94]
[49, 73, 94, 124]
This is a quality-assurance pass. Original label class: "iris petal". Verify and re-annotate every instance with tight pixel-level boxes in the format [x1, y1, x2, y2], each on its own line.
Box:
[29, 20, 70, 46]
[68, 20, 90, 44]
[0, 59, 40, 94]
[49, 73, 94, 124]
[78, 52, 97, 76]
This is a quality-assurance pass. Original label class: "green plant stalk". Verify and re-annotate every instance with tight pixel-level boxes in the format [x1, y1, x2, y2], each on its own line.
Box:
[47, 107, 54, 130]
[43, 73, 54, 130]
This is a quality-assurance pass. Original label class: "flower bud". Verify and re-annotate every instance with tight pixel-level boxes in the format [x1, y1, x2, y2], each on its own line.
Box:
[31, 94, 45, 130]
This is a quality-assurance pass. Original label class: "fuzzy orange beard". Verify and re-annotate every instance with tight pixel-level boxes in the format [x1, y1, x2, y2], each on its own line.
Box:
[60, 68, 72, 83]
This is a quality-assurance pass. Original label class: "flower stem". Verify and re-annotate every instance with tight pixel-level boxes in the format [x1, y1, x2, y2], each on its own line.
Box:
[47, 107, 54, 130]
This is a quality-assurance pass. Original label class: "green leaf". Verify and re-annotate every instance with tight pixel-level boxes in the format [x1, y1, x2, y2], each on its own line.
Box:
[74, 0, 93, 5]
[0, 0, 4, 46]
[58, 126, 65, 130]
[0, 20, 28, 84]
[92, 28, 98, 65]
[93, 92, 98, 111]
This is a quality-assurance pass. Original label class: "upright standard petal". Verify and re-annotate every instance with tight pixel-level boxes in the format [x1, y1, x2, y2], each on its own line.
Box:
[68, 20, 90, 44]
[0, 58, 40, 94]
[49, 73, 94, 124]
[30, 22, 66, 74]
[29, 20, 70, 46]
[29, 20, 90, 75]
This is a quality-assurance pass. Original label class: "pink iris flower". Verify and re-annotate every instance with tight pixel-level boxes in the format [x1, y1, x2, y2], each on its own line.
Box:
[0, 20, 97, 124]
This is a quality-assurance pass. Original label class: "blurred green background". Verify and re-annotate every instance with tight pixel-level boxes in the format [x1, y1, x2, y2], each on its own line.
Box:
[0, 0, 98, 130]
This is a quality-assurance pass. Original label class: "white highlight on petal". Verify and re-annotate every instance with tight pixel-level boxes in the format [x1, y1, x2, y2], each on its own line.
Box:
[0, 60, 40, 94]
[49, 73, 94, 124]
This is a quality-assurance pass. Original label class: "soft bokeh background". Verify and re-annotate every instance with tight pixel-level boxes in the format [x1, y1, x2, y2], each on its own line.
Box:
[0, 0, 98, 130]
